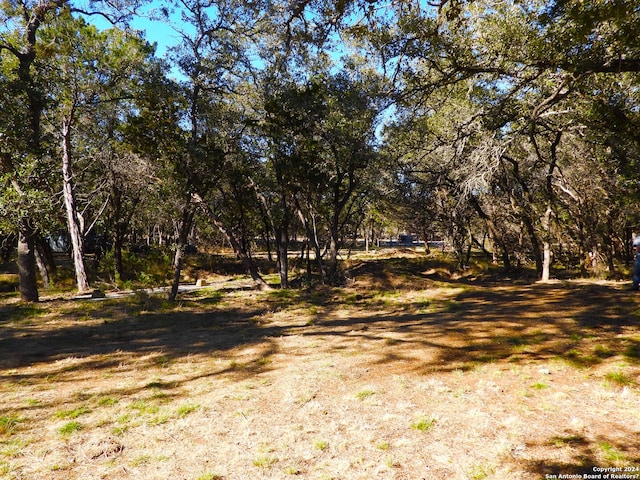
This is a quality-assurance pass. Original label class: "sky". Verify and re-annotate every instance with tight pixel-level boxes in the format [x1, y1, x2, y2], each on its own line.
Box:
[87, 4, 187, 59]
[129, 7, 195, 59]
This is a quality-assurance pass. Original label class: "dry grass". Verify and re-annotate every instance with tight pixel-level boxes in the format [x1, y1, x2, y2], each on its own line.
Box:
[1, 251, 639, 479]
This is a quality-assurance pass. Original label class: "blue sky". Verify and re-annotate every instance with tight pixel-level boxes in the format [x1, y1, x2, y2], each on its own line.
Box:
[87, 6, 186, 59]
[129, 7, 195, 59]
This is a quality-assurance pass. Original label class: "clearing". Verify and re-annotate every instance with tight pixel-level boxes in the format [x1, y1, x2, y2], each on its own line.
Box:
[1, 251, 639, 479]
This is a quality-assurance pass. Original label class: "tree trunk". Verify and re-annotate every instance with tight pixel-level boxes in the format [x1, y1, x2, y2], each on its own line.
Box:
[192, 194, 271, 290]
[110, 184, 129, 282]
[328, 228, 339, 280]
[468, 195, 510, 271]
[113, 234, 124, 282]
[522, 213, 543, 278]
[276, 227, 289, 289]
[295, 204, 326, 284]
[169, 205, 195, 301]
[541, 205, 553, 282]
[34, 246, 49, 290]
[17, 219, 39, 302]
[61, 119, 90, 293]
[35, 236, 56, 274]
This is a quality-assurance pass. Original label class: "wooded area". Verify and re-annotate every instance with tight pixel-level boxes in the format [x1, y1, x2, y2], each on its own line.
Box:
[2, 0, 640, 301]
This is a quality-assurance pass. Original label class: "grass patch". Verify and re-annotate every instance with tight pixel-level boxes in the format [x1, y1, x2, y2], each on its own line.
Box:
[176, 404, 200, 418]
[561, 349, 599, 368]
[58, 421, 83, 436]
[0, 273, 18, 292]
[314, 440, 328, 451]
[130, 454, 152, 467]
[530, 382, 549, 390]
[153, 355, 172, 368]
[410, 416, 436, 432]
[355, 389, 375, 401]
[549, 435, 585, 447]
[623, 342, 640, 362]
[0, 438, 28, 457]
[2, 304, 46, 322]
[594, 344, 614, 358]
[384, 457, 400, 468]
[265, 289, 299, 308]
[98, 397, 119, 406]
[283, 465, 302, 475]
[0, 415, 24, 437]
[598, 442, 628, 462]
[252, 455, 276, 468]
[129, 400, 160, 415]
[604, 371, 633, 386]
[54, 405, 91, 419]
[0, 461, 10, 475]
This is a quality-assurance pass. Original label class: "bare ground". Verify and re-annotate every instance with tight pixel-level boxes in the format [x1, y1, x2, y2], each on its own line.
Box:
[1, 252, 639, 480]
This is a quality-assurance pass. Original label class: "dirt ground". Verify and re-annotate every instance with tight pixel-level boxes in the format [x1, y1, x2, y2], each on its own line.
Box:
[1, 251, 639, 480]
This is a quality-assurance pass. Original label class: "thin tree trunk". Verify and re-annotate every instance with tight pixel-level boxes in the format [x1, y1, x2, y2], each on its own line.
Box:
[109, 186, 139, 282]
[328, 229, 339, 280]
[113, 234, 124, 281]
[169, 205, 195, 301]
[17, 219, 38, 302]
[468, 195, 510, 271]
[61, 119, 90, 293]
[295, 203, 325, 284]
[192, 194, 271, 290]
[522, 213, 543, 278]
[276, 227, 289, 289]
[35, 236, 56, 274]
[34, 246, 49, 290]
[541, 204, 553, 282]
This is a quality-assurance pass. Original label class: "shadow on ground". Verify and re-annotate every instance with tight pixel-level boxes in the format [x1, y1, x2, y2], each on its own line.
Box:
[1, 263, 639, 478]
[0, 296, 282, 374]
[519, 432, 640, 476]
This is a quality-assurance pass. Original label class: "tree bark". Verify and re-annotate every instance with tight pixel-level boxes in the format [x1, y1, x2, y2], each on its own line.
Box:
[61, 118, 90, 293]
[34, 246, 50, 290]
[276, 226, 289, 289]
[169, 204, 195, 301]
[17, 219, 38, 302]
[541, 205, 553, 282]
[328, 222, 339, 280]
[295, 201, 326, 284]
[35, 236, 56, 274]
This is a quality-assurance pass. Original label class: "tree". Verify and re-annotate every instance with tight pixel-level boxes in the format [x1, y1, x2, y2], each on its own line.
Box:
[368, 0, 640, 278]
[142, 0, 270, 298]
[0, 0, 142, 301]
